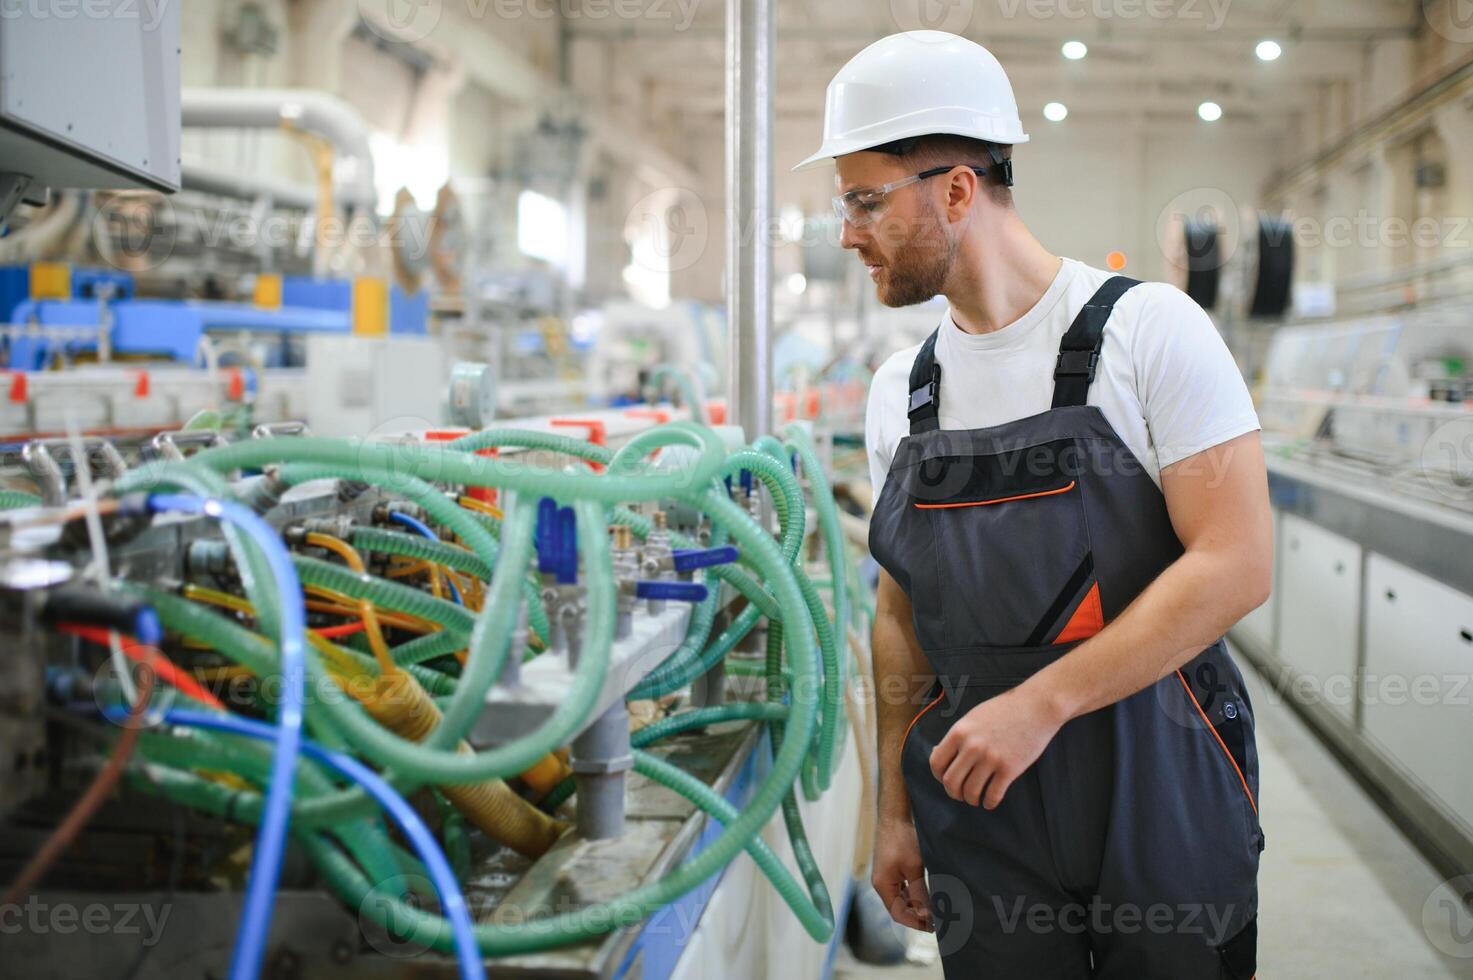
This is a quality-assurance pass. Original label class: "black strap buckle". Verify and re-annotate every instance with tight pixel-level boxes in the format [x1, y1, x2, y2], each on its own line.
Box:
[987, 146, 1014, 188]
[908, 378, 939, 417]
[1055, 349, 1099, 378]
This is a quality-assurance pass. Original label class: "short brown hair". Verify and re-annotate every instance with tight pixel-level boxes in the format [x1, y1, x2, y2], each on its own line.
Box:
[870, 134, 1014, 208]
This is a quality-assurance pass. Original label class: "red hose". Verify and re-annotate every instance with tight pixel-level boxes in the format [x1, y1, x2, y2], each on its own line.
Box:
[314, 620, 366, 639]
[57, 624, 225, 711]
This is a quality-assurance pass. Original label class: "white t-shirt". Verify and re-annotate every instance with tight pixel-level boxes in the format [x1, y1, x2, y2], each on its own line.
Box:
[866, 258, 1260, 498]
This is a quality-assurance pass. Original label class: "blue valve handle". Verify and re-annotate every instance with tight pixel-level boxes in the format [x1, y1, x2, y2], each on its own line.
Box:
[536, 497, 559, 575]
[535, 498, 580, 584]
[555, 506, 577, 584]
[671, 545, 740, 573]
[635, 580, 710, 603]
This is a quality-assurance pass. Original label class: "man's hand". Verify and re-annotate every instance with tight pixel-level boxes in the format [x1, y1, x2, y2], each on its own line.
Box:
[928, 685, 1065, 809]
[872, 816, 933, 932]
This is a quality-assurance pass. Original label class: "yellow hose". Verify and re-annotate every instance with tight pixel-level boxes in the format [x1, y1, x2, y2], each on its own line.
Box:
[181, 559, 564, 855]
[179, 586, 375, 682]
[306, 532, 395, 674]
[457, 496, 504, 519]
[303, 590, 436, 633]
[360, 671, 568, 858]
[385, 559, 435, 580]
[185, 582, 434, 636]
[518, 751, 573, 799]
[181, 584, 255, 617]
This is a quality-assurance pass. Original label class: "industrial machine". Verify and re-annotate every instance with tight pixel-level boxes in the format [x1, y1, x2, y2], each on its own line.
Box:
[1229, 302, 1473, 878]
[0, 407, 874, 979]
[0, 9, 888, 976]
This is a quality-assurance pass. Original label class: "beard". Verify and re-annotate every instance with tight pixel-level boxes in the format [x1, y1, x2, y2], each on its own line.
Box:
[873, 208, 957, 308]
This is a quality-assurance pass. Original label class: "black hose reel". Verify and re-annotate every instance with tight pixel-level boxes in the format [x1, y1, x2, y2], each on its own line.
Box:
[1177, 211, 1295, 319]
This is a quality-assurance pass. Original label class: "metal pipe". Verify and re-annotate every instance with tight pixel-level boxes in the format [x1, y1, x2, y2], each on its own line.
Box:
[180, 164, 317, 212]
[180, 89, 377, 212]
[725, 0, 774, 441]
[570, 702, 633, 840]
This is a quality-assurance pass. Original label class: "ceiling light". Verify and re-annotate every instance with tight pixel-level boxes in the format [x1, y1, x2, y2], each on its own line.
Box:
[1198, 101, 1223, 122]
[1044, 102, 1069, 122]
[1255, 39, 1283, 62]
[1062, 40, 1088, 61]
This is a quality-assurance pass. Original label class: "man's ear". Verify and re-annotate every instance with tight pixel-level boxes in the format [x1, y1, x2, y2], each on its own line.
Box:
[945, 168, 978, 221]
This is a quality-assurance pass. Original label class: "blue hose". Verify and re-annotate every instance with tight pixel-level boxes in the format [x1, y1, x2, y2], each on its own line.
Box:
[389, 510, 465, 606]
[144, 494, 307, 980]
[132, 606, 164, 649]
[159, 709, 485, 980]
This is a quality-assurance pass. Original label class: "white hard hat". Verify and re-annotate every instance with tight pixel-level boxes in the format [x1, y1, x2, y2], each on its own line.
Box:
[793, 31, 1029, 172]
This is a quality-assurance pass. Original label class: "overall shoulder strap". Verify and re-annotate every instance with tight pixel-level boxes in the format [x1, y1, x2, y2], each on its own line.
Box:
[907, 329, 942, 435]
[1052, 275, 1142, 409]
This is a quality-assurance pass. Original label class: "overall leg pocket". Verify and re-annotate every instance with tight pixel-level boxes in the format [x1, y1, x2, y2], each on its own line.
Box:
[1177, 643, 1264, 850]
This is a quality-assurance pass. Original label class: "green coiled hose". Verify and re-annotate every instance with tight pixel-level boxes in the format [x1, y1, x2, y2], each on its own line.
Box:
[272, 460, 552, 648]
[350, 526, 492, 580]
[0, 489, 41, 509]
[647, 365, 709, 425]
[293, 554, 477, 637]
[103, 419, 851, 955]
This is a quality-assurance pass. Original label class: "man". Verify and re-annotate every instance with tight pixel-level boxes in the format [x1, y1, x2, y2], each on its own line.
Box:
[794, 31, 1271, 978]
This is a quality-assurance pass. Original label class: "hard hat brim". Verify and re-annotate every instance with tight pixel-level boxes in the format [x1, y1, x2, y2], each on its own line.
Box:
[791, 130, 1029, 173]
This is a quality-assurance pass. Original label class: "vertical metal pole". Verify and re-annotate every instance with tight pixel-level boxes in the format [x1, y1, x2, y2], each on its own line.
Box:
[725, 0, 774, 440]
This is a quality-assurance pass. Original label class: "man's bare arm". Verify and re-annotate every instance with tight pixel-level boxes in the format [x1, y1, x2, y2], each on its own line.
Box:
[870, 569, 937, 930]
[873, 570, 933, 820]
[1027, 430, 1273, 719]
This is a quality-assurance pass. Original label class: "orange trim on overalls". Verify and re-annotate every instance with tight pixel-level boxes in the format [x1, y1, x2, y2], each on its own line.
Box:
[1176, 670, 1258, 817]
[914, 481, 1077, 510]
[1054, 582, 1104, 644]
[902, 688, 946, 749]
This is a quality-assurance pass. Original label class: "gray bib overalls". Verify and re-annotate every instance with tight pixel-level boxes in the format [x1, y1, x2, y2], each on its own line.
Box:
[869, 277, 1263, 978]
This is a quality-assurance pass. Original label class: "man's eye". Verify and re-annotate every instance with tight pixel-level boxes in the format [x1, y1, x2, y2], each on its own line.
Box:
[855, 200, 882, 213]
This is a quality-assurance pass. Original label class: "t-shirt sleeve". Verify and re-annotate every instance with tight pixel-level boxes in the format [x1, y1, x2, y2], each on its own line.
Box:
[1128, 283, 1261, 470]
[865, 352, 911, 500]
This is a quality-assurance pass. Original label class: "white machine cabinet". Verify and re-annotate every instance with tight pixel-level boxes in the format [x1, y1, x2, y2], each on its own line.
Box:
[1362, 553, 1473, 824]
[0, 5, 181, 193]
[1275, 513, 1364, 726]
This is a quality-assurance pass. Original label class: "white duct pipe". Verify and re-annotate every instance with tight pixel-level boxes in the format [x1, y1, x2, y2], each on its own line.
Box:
[181, 88, 377, 212]
[0, 190, 83, 264]
[181, 163, 317, 212]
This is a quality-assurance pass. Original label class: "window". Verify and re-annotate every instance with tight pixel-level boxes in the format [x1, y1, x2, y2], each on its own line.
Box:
[370, 132, 449, 215]
[517, 190, 570, 268]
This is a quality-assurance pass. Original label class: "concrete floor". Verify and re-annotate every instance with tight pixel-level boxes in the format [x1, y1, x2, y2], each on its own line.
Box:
[835, 655, 1471, 978]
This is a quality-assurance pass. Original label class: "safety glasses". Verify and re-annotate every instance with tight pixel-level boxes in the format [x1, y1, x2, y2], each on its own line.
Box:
[831, 165, 988, 226]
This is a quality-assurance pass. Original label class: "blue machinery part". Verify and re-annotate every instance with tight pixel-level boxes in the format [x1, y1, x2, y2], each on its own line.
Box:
[1, 265, 429, 370]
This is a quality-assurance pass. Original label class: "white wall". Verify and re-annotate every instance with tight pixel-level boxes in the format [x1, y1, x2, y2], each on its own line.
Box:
[1268, 11, 1473, 311]
[761, 113, 1282, 299]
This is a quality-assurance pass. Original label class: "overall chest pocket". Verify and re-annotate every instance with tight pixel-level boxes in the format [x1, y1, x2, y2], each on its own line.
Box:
[906, 444, 1100, 649]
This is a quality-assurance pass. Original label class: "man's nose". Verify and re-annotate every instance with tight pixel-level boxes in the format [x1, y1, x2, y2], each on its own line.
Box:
[839, 217, 866, 250]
